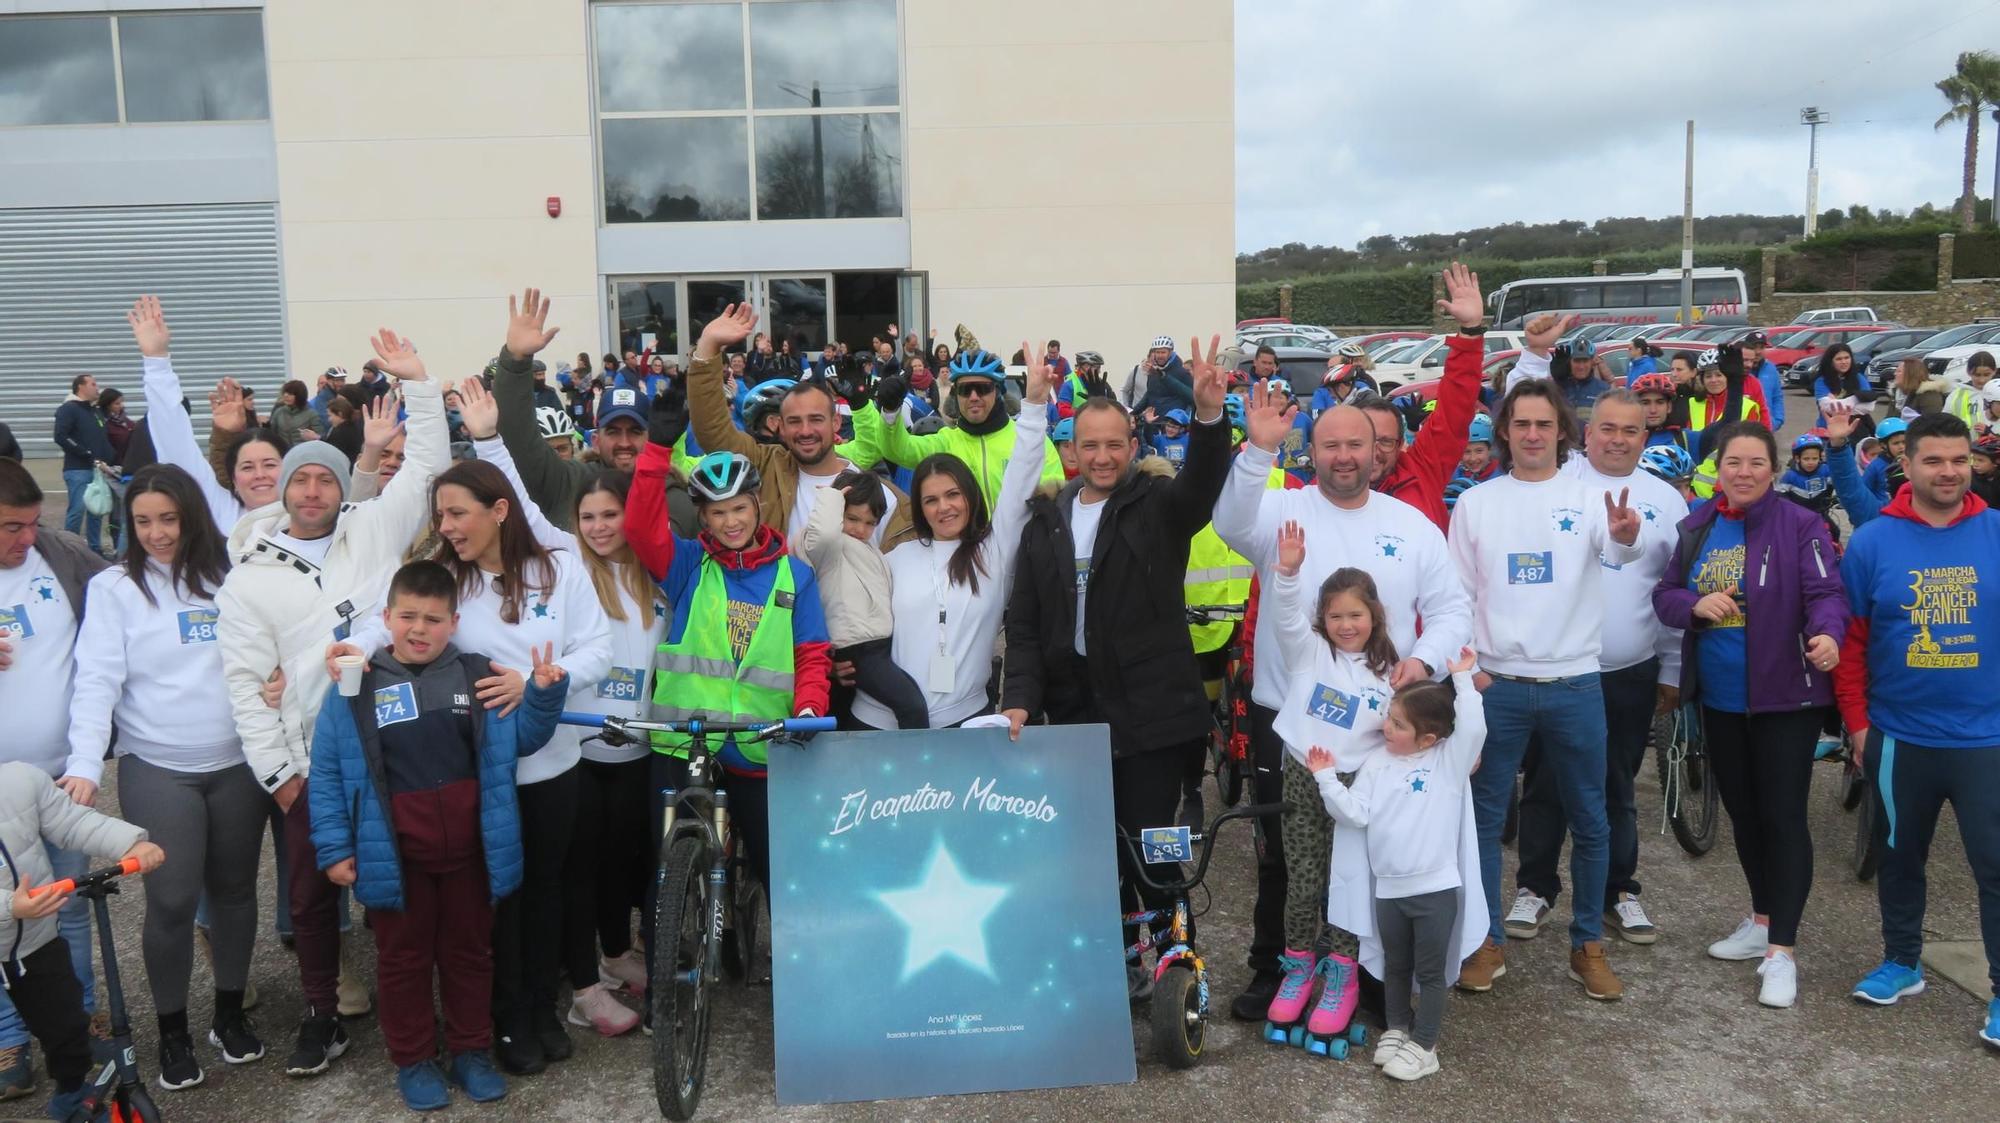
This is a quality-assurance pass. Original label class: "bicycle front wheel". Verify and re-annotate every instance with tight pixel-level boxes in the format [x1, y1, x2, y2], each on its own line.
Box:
[653, 834, 715, 1121]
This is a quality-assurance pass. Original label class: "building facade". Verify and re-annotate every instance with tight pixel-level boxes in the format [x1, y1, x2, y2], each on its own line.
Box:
[0, 0, 1233, 456]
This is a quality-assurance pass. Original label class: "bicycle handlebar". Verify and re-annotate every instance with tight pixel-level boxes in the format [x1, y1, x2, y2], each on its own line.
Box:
[558, 712, 837, 737]
[1118, 801, 1282, 893]
[44, 856, 143, 896]
[1184, 602, 1247, 624]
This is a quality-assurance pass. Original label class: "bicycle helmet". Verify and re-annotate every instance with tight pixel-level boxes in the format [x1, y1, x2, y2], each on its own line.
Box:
[1696, 347, 1722, 371]
[1224, 393, 1246, 429]
[1337, 341, 1366, 359]
[1973, 434, 2000, 459]
[1074, 350, 1104, 368]
[1629, 372, 1678, 399]
[688, 451, 762, 505]
[1640, 444, 1695, 483]
[1791, 433, 1826, 455]
[1149, 334, 1176, 352]
[1466, 414, 1494, 446]
[1568, 337, 1597, 359]
[1052, 418, 1074, 443]
[1875, 417, 1908, 442]
[535, 406, 577, 443]
[1443, 473, 1481, 511]
[948, 349, 1005, 380]
[742, 378, 795, 432]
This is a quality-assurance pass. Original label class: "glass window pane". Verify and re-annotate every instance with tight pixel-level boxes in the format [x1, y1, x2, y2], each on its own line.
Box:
[1601, 283, 1642, 308]
[834, 272, 899, 353]
[689, 279, 750, 347]
[1646, 281, 1680, 305]
[1566, 285, 1602, 309]
[603, 117, 750, 223]
[749, 0, 897, 109]
[765, 277, 829, 354]
[118, 13, 268, 122]
[0, 17, 117, 126]
[595, 3, 744, 112]
[615, 281, 680, 358]
[1693, 278, 1738, 304]
[755, 112, 901, 219]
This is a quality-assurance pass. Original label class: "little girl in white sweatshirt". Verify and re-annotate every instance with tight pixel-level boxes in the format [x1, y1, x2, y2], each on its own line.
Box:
[1307, 647, 1485, 1084]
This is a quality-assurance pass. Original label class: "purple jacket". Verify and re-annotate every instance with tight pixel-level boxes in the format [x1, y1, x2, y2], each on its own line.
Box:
[1652, 489, 1846, 713]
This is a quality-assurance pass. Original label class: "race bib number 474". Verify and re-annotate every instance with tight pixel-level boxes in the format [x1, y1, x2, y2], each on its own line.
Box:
[374, 682, 419, 728]
[1508, 551, 1554, 586]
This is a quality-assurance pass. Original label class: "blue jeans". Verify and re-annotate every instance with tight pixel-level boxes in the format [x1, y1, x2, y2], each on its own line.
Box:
[60, 469, 102, 554]
[0, 843, 98, 1049]
[1470, 673, 1611, 948]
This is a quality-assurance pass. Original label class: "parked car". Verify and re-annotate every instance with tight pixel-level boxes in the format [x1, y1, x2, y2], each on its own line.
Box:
[1349, 330, 1430, 356]
[1238, 330, 1336, 351]
[1481, 347, 1631, 388]
[1761, 324, 1898, 371]
[1234, 346, 1342, 400]
[1237, 316, 1290, 330]
[1369, 338, 1428, 366]
[1787, 327, 1935, 388]
[1371, 331, 1527, 389]
[1797, 306, 1880, 324]
[1868, 321, 2000, 389]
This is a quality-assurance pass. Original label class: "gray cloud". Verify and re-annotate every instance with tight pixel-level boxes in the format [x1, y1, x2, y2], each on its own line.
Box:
[1236, 0, 2000, 250]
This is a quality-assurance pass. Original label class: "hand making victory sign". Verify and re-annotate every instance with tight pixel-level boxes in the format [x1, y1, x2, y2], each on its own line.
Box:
[1604, 486, 1640, 546]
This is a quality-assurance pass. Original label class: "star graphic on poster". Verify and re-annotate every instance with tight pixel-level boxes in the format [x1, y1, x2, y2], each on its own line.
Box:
[875, 843, 1011, 983]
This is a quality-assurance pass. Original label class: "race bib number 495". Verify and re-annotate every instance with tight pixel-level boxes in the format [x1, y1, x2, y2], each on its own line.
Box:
[1508, 551, 1554, 586]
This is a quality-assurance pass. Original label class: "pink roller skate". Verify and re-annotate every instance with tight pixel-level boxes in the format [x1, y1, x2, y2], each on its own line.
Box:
[1302, 953, 1368, 1059]
[1260, 950, 1317, 1046]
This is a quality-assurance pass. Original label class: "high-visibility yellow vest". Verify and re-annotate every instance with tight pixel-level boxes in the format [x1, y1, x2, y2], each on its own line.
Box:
[1183, 465, 1287, 654]
[650, 558, 796, 762]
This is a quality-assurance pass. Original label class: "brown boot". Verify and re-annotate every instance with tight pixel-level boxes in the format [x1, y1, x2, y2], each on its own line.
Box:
[1457, 937, 1506, 992]
[1569, 940, 1624, 1000]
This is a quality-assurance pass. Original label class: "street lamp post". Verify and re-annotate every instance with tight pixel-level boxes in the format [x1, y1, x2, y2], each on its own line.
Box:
[1801, 107, 1829, 238]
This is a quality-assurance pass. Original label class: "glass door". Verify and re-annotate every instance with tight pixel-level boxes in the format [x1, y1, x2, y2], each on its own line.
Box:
[759, 273, 832, 357]
[687, 277, 752, 351]
[611, 278, 680, 359]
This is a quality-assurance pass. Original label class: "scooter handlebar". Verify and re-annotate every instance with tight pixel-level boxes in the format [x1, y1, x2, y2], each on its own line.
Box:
[42, 856, 142, 896]
[559, 712, 838, 735]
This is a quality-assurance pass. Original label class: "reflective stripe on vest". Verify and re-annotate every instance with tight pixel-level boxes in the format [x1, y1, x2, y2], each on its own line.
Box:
[1688, 394, 1755, 431]
[650, 556, 797, 761]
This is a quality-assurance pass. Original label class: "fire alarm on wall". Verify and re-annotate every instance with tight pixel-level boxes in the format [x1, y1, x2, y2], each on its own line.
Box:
[546, 197, 561, 218]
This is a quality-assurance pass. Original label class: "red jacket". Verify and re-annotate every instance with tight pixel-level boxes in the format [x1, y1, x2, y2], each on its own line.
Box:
[1377, 334, 1482, 531]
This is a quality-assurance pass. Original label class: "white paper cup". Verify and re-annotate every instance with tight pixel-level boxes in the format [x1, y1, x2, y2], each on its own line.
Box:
[336, 654, 366, 697]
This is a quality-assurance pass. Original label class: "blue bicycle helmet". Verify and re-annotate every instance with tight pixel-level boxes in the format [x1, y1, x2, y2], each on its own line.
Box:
[742, 378, 795, 431]
[1443, 473, 1481, 510]
[1640, 443, 1695, 483]
[1052, 418, 1074, 443]
[1224, 393, 1247, 429]
[948, 349, 1005, 380]
[1791, 433, 1827, 455]
[1875, 417, 1908, 442]
[688, 451, 762, 504]
[1466, 414, 1494, 446]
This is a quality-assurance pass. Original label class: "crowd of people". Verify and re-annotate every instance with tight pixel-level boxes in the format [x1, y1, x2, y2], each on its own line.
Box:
[0, 266, 1994, 1114]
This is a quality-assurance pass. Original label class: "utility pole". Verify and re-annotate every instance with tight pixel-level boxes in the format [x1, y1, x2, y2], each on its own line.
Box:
[1681, 120, 1695, 325]
[1801, 106, 1828, 237]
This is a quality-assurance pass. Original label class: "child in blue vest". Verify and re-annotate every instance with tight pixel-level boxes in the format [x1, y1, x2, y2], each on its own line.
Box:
[1150, 409, 1191, 468]
[309, 561, 567, 1112]
[1444, 415, 1499, 513]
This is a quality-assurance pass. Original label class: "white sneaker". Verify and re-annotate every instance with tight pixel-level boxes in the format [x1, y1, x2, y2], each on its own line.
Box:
[1604, 894, 1659, 945]
[1758, 951, 1798, 1009]
[568, 983, 640, 1036]
[1503, 890, 1551, 940]
[1382, 1040, 1440, 1081]
[600, 949, 648, 995]
[1372, 1028, 1409, 1067]
[1707, 916, 1769, 962]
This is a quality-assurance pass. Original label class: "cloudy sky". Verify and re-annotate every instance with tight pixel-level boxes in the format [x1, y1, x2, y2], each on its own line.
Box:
[1235, 0, 2000, 252]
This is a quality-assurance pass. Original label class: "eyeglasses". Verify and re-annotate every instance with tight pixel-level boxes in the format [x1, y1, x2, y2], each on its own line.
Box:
[954, 381, 997, 398]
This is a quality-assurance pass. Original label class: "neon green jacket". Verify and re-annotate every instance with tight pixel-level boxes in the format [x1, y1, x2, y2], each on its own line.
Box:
[849, 403, 1066, 511]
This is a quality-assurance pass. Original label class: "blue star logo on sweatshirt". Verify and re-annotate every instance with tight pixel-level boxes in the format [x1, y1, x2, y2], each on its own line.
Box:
[30, 577, 54, 602]
[530, 597, 552, 620]
[1374, 534, 1407, 560]
[1551, 506, 1583, 534]
[1405, 767, 1432, 793]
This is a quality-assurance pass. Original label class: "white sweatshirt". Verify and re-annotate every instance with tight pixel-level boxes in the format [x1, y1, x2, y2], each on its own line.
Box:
[568, 579, 669, 765]
[797, 484, 893, 649]
[1563, 457, 1688, 684]
[140, 356, 251, 535]
[67, 561, 241, 781]
[1447, 471, 1643, 678]
[1212, 443, 1471, 709]
[852, 405, 1047, 730]
[1314, 669, 1486, 899]
[1270, 570, 1392, 772]
[0, 549, 80, 776]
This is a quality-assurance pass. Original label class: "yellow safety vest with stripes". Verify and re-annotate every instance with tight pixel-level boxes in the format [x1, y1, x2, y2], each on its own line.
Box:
[1183, 465, 1288, 654]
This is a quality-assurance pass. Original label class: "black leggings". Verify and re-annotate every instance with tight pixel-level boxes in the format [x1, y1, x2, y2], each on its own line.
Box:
[566, 756, 651, 987]
[492, 766, 579, 1032]
[1703, 706, 1824, 946]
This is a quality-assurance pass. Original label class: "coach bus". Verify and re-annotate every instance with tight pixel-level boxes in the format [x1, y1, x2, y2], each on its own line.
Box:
[1487, 268, 1749, 330]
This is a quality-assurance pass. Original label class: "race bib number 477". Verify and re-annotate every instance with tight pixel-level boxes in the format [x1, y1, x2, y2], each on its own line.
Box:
[1508, 551, 1554, 585]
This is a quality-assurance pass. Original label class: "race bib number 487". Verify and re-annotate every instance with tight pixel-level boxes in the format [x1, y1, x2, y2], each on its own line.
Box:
[1508, 551, 1554, 585]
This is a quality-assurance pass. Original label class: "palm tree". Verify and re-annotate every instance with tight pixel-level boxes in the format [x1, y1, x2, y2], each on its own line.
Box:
[1934, 50, 2000, 231]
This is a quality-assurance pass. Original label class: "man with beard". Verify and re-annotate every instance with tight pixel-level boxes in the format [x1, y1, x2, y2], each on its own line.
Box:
[493, 289, 692, 535]
[852, 347, 1065, 513]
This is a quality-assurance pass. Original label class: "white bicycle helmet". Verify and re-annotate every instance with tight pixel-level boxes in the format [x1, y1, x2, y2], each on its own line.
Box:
[1338, 341, 1366, 359]
[1696, 347, 1722, 371]
[536, 406, 578, 442]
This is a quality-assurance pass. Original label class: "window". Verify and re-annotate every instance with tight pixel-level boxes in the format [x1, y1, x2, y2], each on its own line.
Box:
[1601, 283, 1642, 308]
[1693, 278, 1741, 305]
[0, 11, 267, 127]
[1645, 282, 1681, 306]
[1565, 284, 1603, 309]
[593, 0, 902, 224]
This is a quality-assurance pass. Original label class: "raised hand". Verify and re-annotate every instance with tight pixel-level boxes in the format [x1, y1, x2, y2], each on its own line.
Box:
[1080, 367, 1114, 401]
[697, 303, 759, 358]
[1524, 312, 1578, 356]
[1186, 334, 1228, 421]
[505, 287, 560, 360]
[1276, 519, 1306, 577]
[1243, 377, 1299, 453]
[530, 641, 567, 689]
[1434, 262, 1487, 329]
[208, 378, 247, 436]
[360, 393, 404, 451]
[1604, 487, 1640, 545]
[369, 328, 428, 382]
[1305, 745, 1336, 774]
[1824, 404, 1858, 446]
[1447, 645, 1478, 675]
[453, 377, 499, 441]
[1021, 340, 1054, 404]
[127, 296, 171, 358]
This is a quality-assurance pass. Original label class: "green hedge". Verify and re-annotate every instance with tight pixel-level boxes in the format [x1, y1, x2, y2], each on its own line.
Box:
[1956, 231, 2000, 279]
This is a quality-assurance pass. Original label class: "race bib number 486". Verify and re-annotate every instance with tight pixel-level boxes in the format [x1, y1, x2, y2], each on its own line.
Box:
[177, 609, 219, 645]
[1508, 551, 1554, 586]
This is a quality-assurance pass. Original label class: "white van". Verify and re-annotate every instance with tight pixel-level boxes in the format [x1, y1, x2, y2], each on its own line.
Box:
[1797, 307, 1880, 324]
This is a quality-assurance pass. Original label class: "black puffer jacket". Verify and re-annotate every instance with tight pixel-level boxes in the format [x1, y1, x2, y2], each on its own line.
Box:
[1002, 410, 1230, 757]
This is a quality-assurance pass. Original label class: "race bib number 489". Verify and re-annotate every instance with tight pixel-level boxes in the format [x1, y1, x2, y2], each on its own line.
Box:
[597, 666, 642, 702]
[1508, 551, 1554, 586]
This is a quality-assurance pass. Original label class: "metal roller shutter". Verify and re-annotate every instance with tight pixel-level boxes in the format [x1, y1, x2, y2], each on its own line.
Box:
[0, 203, 286, 460]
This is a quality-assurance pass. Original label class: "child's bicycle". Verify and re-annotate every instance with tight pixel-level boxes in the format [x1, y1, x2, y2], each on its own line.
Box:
[1117, 802, 1280, 1069]
[1653, 701, 1719, 855]
[558, 712, 834, 1122]
[50, 857, 157, 1123]
[1184, 603, 1251, 808]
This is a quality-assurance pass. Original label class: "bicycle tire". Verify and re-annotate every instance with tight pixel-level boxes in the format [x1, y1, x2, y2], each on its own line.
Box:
[1853, 787, 1883, 882]
[737, 878, 771, 986]
[1149, 964, 1205, 1069]
[1839, 765, 1866, 812]
[652, 834, 714, 1121]
[1657, 708, 1718, 856]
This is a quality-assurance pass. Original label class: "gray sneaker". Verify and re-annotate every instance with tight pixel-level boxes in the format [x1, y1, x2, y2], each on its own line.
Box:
[1604, 893, 1659, 945]
[1502, 890, 1551, 939]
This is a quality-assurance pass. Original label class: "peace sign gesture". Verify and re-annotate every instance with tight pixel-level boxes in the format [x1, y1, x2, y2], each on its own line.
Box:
[529, 642, 567, 690]
[1604, 487, 1640, 545]
[1020, 340, 1055, 405]
[1185, 333, 1228, 421]
[505, 287, 561, 361]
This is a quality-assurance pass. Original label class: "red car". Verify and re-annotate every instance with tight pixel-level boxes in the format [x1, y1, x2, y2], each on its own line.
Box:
[1760, 324, 1897, 370]
[1236, 316, 1290, 330]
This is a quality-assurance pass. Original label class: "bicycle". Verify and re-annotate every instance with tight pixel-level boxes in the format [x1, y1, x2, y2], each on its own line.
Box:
[51, 857, 157, 1123]
[558, 712, 834, 1121]
[1817, 726, 1884, 881]
[1654, 701, 1719, 856]
[1118, 802, 1282, 1069]
[1184, 603, 1251, 808]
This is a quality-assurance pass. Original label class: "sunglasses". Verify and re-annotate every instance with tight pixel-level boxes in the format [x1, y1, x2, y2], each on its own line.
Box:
[953, 381, 997, 398]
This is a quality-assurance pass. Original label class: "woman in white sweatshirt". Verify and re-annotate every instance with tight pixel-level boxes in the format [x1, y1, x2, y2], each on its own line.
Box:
[848, 368, 1049, 730]
[65, 464, 268, 1089]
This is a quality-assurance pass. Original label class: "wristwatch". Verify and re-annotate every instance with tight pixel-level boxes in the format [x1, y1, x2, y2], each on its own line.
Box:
[1458, 323, 1489, 338]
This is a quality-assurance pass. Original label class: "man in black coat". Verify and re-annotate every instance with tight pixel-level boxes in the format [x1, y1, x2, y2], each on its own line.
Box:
[1001, 336, 1230, 994]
